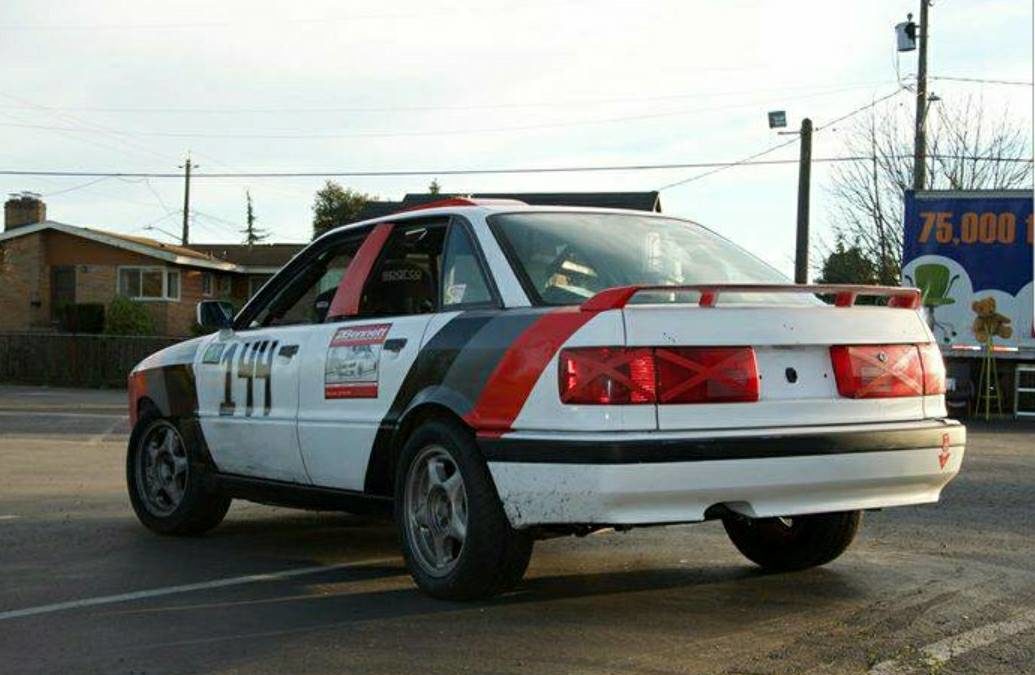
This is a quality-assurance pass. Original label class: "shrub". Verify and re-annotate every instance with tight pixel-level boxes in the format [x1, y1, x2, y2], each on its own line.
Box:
[105, 296, 156, 336]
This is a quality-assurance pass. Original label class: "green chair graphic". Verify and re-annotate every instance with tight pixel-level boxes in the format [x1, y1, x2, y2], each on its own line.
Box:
[905, 263, 959, 343]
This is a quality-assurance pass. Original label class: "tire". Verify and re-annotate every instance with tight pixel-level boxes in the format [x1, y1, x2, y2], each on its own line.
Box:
[722, 510, 862, 572]
[395, 418, 533, 600]
[127, 412, 231, 536]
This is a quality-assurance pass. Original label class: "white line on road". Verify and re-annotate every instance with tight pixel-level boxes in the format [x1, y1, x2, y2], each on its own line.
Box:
[89, 416, 127, 445]
[869, 608, 1035, 675]
[0, 410, 126, 419]
[0, 557, 397, 622]
[0, 515, 19, 521]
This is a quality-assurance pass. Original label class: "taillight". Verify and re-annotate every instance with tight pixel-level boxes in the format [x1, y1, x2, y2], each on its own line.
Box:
[558, 346, 758, 405]
[918, 342, 946, 395]
[830, 344, 925, 398]
[656, 347, 759, 403]
[559, 347, 656, 405]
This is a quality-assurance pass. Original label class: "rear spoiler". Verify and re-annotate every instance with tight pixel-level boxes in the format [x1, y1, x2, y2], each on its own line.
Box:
[580, 284, 921, 312]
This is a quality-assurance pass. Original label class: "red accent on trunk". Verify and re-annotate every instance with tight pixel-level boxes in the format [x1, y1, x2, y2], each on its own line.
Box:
[325, 383, 379, 399]
[464, 308, 596, 432]
[326, 222, 394, 320]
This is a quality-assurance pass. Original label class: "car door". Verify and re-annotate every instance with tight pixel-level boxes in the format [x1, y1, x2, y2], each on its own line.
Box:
[298, 218, 457, 491]
[195, 235, 361, 483]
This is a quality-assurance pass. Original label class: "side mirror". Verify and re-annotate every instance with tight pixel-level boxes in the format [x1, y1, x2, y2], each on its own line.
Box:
[196, 300, 234, 331]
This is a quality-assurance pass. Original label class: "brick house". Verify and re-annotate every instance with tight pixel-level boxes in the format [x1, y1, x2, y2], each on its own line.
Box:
[0, 194, 302, 337]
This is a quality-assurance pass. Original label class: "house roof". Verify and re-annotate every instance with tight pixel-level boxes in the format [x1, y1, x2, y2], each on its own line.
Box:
[0, 221, 243, 271]
[404, 192, 662, 212]
[188, 243, 304, 271]
[349, 191, 661, 224]
[0, 221, 301, 273]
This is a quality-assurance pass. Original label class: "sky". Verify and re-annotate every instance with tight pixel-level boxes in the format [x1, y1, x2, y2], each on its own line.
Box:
[1, 0, 1032, 277]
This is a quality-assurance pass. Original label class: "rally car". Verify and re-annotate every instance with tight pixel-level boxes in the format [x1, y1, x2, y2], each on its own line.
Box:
[126, 198, 965, 600]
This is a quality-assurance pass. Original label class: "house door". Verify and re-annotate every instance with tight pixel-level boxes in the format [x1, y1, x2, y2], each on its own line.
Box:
[50, 266, 76, 321]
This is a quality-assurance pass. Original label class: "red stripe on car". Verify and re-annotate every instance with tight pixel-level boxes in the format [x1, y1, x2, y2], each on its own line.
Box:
[464, 308, 597, 434]
[326, 222, 394, 320]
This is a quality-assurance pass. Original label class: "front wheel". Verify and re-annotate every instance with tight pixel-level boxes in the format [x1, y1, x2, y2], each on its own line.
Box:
[395, 419, 533, 600]
[127, 414, 231, 535]
[723, 511, 861, 572]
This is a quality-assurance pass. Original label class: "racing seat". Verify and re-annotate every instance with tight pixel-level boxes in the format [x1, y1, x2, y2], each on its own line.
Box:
[360, 259, 437, 316]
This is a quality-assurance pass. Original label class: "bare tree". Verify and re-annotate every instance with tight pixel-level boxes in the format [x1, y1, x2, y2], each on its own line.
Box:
[827, 95, 1032, 284]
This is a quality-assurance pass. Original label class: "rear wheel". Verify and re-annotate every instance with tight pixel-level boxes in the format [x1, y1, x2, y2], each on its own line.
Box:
[127, 414, 231, 535]
[395, 419, 533, 600]
[723, 511, 861, 571]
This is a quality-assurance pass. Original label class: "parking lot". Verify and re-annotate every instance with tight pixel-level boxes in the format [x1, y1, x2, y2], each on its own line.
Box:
[0, 385, 1032, 674]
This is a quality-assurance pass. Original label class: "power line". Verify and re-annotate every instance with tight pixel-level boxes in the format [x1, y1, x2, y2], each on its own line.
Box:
[0, 81, 899, 115]
[40, 175, 113, 197]
[931, 75, 1034, 87]
[1, 154, 1028, 181]
[0, 0, 589, 31]
[657, 86, 910, 191]
[0, 85, 902, 141]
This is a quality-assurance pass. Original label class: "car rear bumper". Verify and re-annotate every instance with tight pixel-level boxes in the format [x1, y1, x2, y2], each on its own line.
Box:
[480, 420, 965, 528]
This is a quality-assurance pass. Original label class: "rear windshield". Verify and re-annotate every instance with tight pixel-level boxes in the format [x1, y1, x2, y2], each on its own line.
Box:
[489, 211, 800, 306]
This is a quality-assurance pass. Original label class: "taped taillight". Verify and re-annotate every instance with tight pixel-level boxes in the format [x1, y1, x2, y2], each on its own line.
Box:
[558, 347, 656, 405]
[918, 342, 946, 395]
[830, 344, 924, 398]
[656, 347, 759, 403]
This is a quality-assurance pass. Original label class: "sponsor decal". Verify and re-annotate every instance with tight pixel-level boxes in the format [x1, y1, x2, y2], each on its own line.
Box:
[938, 432, 952, 469]
[444, 283, 467, 305]
[325, 323, 391, 399]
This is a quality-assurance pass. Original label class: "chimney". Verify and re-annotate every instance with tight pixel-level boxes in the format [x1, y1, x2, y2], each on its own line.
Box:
[5, 192, 46, 231]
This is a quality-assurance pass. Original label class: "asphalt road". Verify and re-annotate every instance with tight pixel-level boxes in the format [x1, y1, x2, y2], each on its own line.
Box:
[0, 385, 1032, 675]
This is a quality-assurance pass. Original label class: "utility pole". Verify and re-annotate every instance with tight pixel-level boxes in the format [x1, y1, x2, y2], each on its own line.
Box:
[179, 152, 198, 245]
[912, 0, 930, 191]
[794, 118, 813, 284]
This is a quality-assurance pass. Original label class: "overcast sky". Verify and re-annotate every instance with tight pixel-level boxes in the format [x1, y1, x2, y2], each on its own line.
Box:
[1, 0, 1031, 276]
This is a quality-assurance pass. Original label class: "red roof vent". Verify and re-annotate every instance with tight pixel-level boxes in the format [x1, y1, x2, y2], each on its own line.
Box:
[395, 197, 526, 214]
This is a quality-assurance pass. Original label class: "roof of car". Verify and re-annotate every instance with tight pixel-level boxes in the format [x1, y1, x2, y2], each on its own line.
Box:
[321, 201, 678, 240]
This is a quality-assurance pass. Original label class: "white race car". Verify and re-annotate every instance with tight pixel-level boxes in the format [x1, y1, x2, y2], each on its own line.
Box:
[126, 198, 965, 599]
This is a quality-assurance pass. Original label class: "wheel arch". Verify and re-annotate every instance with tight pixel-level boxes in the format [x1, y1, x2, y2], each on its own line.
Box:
[364, 396, 477, 497]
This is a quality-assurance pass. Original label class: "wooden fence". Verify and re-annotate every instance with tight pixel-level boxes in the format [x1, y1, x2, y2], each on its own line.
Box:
[0, 333, 181, 388]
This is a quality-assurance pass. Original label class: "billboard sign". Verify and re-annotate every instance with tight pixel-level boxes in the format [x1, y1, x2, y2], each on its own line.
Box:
[902, 189, 1034, 356]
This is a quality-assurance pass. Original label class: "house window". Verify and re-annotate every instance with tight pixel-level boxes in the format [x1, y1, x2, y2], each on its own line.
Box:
[118, 266, 181, 301]
[219, 276, 232, 296]
[202, 272, 214, 297]
[248, 274, 272, 298]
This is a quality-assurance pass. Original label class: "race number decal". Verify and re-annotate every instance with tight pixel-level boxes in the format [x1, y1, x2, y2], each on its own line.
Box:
[218, 339, 278, 417]
[325, 323, 391, 399]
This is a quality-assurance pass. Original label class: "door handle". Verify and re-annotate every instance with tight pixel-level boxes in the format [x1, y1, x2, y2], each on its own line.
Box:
[383, 338, 407, 353]
[278, 344, 299, 359]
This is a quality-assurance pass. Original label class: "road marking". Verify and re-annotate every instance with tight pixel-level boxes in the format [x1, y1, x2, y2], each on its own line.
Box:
[88, 416, 127, 445]
[0, 515, 19, 521]
[0, 410, 126, 419]
[868, 608, 1035, 675]
[0, 557, 396, 622]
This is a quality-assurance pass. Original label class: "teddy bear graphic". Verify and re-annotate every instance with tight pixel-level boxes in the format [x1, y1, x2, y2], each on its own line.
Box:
[971, 297, 1013, 344]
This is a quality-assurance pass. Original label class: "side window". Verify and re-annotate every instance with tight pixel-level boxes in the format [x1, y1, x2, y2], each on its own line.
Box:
[250, 238, 360, 328]
[358, 221, 447, 317]
[441, 224, 494, 308]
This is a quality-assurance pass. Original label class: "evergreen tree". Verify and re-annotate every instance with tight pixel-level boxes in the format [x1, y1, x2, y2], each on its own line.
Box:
[241, 190, 269, 247]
